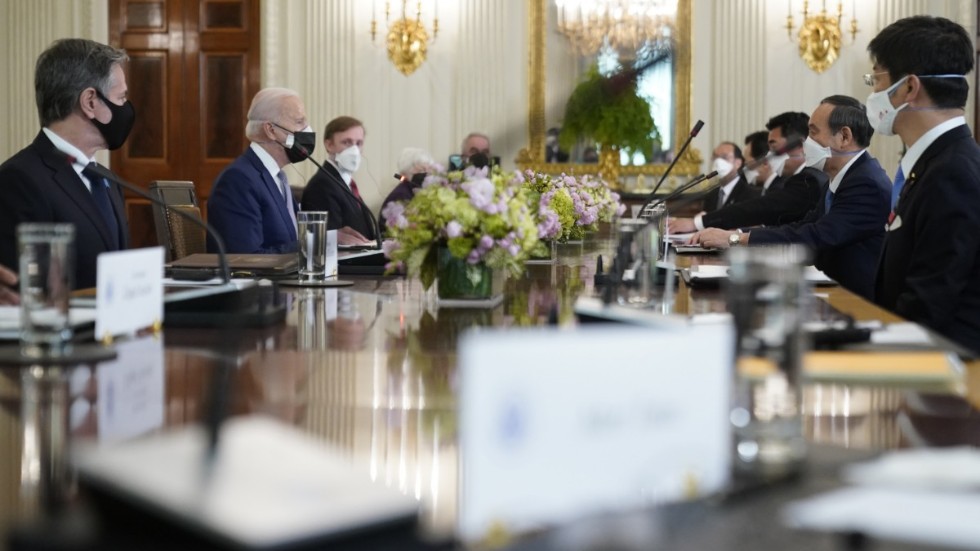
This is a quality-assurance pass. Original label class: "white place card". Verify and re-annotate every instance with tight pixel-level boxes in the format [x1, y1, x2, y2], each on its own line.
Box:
[326, 229, 339, 278]
[96, 336, 165, 442]
[96, 247, 164, 338]
[457, 323, 734, 542]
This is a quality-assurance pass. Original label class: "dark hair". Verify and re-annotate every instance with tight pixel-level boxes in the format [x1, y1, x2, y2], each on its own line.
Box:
[324, 116, 364, 139]
[743, 131, 769, 160]
[765, 112, 809, 145]
[867, 16, 972, 109]
[718, 141, 743, 162]
[820, 95, 873, 148]
[35, 38, 128, 127]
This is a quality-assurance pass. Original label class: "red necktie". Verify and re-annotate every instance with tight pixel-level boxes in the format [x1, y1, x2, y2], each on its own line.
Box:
[350, 179, 361, 199]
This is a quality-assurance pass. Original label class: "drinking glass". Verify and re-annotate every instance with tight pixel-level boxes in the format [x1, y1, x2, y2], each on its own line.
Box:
[297, 211, 328, 280]
[18, 223, 75, 357]
[726, 245, 810, 479]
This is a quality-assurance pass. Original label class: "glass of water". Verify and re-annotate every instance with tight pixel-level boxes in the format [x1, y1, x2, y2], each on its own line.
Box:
[726, 245, 811, 479]
[18, 223, 75, 357]
[297, 211, 328, 280]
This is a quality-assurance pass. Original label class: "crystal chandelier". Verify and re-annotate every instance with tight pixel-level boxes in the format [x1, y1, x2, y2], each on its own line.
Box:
[555, 0, 676, 56]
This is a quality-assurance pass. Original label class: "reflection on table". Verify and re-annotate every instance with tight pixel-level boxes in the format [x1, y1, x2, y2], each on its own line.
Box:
[1, 231, 978, 543]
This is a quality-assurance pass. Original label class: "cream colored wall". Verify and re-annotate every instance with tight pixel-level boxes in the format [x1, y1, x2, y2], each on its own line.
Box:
[263, 0, 529, 213]
[692, 0, 976, 179]
[0, 1, 976, 206]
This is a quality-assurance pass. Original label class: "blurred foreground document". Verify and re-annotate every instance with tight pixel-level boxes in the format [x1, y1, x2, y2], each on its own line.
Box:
[458, 324, 734, 543]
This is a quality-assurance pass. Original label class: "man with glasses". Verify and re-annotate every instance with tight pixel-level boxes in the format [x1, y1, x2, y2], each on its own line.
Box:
[208, 87, 314, 254]
[866, 16, 980, 354]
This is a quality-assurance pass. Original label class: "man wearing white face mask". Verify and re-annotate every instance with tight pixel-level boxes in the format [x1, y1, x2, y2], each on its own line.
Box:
[301, 116, 376, 245]
[692, 95, 891, 300]
[700, 142, 758, 213]
[668, 112, 826, 233]
[743, 131, 782, 195]
[866, 16, 980, 355]
[208, 87, 311, 254]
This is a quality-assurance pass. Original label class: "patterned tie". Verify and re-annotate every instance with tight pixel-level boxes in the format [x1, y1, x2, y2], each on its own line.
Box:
[81, 162, 121, 250]
[278, 170, 297, 232]
[350, 179, 361, 200]
[891, 166, 905, 209]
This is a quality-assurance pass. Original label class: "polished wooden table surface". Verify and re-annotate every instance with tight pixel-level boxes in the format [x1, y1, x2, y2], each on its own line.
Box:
[2, 236, 979, 543]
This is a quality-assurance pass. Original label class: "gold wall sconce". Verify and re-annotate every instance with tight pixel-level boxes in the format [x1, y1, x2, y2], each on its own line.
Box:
[785, 0, 858, 74]
[371, 0, 439, 76]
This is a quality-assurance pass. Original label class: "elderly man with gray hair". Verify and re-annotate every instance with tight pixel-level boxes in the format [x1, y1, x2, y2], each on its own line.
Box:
[207, 87, 316, 254]
[0, 38, 133, 289]
[379, 147, 436, 233]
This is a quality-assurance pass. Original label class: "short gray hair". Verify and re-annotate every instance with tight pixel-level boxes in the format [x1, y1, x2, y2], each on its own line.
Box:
[397, 147, 435, 175]
[35, 38, 128, 127]
[460, 131, 490, 154]
[245, 87, 300, 138]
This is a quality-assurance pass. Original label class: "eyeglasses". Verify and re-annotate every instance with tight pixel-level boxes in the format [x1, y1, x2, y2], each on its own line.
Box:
[863, 71, 890, 87]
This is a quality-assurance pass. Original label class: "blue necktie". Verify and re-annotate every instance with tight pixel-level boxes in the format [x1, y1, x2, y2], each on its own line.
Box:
[891, 166, 905, 209]
[824, 188, 833, 213]
[81, 163, 121, 250]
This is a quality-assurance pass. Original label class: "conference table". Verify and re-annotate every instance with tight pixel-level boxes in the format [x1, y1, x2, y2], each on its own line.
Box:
[1, 232, 979, 549]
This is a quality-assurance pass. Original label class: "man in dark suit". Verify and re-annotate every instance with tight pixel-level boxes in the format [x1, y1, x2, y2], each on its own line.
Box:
[700, 142, 759, 213]
[0, 39, 132, 289]
[743, 130, 783, 195]
[866, 16, 980, 354]
[300, 116, 376, 245]
[668, 112, 826, 233]
[693, 96, 891, 301]
[208, 87, 314, 254]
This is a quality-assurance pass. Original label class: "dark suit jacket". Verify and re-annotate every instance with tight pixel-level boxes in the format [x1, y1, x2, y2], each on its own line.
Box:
[0, 131, 129, 289]
[751, 152, 891, 301]
[300, 162, 377, 240]
[701, 175, 759, 212]
[874, 125, 980, 354]
[762, 175, 786, 195]
[701, 167, 827, 230]
[207, 147, 298, 254]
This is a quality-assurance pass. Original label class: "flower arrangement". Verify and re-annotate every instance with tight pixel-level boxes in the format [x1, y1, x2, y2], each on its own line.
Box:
[519, 170, 626, 242]
[381, 166, 541, 290]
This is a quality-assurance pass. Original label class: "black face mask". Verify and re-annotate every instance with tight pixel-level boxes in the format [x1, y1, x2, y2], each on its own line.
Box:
[410, 172, 426, 187]
[92, 89, 136, 150]
[273, 123, 316, 164]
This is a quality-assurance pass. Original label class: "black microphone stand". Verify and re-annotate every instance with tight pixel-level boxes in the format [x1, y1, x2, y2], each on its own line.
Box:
[636, 119, 705, 215]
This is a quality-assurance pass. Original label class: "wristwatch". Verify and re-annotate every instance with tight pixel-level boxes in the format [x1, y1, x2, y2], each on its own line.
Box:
[728, 232, 741, 247]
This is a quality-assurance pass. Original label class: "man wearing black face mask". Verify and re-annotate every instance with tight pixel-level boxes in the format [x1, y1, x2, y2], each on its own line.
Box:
[208, 87, 313, 254]
[0, 38, 132, 290]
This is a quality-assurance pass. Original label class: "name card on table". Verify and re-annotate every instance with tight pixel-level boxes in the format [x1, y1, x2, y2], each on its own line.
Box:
[96, 247, 164, 339]
[326, 229, 339, 278]
[458, 323, 734, 543]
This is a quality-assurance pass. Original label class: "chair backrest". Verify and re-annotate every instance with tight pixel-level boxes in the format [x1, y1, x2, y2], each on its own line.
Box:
[148, 181, 205, 261]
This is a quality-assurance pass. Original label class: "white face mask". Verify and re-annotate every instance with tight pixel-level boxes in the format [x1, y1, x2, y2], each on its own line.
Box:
[335, 145, 361, 173]
[711, 157, 735, 178]
[803, 136, 832, 171]
[742, 168, 761, 184]
[768, 153, 789, 177]
[865, 76, 909, 137]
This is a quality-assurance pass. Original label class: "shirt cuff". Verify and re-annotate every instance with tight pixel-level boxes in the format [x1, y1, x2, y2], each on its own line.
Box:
[694, 212, 705, 231]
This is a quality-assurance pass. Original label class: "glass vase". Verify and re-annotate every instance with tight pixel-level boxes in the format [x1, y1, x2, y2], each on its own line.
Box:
[436, 248, 502, 301]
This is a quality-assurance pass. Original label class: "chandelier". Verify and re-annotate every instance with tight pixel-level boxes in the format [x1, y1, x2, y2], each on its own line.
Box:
[785, 0, 858, 73]
[555, 0, 676, 56]
[371, 0, 439, 76]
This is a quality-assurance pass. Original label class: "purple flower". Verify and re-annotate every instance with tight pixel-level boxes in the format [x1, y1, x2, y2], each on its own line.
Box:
[381, 201, 409, 229]
[461, 178, 496, 211]
[467, 250, 482, 264]
[479, 235, 494, 250]
[381, 239, 400, 258]
[507, 243, 520, 257]
[445, 220, 463, 238]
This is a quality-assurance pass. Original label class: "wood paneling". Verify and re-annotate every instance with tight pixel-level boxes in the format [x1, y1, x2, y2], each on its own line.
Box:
[109, 0, 260, 249]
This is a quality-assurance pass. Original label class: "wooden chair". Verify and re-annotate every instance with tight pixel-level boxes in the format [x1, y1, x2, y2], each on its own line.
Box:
[148, 181, 206, 262]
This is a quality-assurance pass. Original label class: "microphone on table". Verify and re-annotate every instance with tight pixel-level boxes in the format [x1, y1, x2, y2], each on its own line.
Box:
[294, 145, 383, 250]
[68, 156, 232, 283]
[636, 119, 705, 215]
[640, 170, 719, 216]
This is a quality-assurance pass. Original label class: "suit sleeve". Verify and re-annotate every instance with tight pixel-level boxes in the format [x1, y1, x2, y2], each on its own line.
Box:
[207, 166, 295, 254]
[750, 173, 888, 250]
[0, 164, 52, 273]
[702, 172, 821, 229]
[893, 162, 980, 332]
